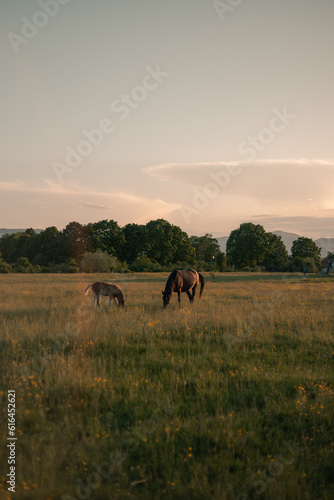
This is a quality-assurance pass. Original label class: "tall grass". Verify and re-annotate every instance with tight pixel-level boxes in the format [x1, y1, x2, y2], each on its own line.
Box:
[0, 273, 333, 499]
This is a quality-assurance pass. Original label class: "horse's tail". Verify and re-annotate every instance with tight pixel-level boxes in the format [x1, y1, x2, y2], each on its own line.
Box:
[84, 284, 93, 295]
[198, 273, 205, 299]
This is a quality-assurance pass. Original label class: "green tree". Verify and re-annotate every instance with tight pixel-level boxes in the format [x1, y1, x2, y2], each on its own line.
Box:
[291, 237, 321, 270]
[32, 226, 62, 266]
[264, 233, 289, 271]
[190, 234, 221, 262]
[89, 220, 125, 259]
[0, 229, 37, 263]
[226, 223, 269, 269]
[60, 222, 94, 262]
[121, 223, 148, 263]
[216, 251, 227, 272]
[145, 219, 194, 265]
[0, 233, 17, 262]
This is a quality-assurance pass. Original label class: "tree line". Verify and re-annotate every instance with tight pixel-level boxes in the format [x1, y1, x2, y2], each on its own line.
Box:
[0, 219, 326, 274]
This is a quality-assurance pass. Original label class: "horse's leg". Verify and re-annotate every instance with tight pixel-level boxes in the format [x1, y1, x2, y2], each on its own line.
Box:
[113, 297, 119, 307]
[177, 290, 181, 307]
[97, 292, 101, 308]
[186, 291, 193, 303]
[92, 292, 97, 309]
[109, 295, 112, 308]
[191, 285, 197, 302]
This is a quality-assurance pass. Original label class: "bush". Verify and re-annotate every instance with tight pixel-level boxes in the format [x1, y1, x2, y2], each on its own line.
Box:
[0, 259, 12, 273]
[303, 257, 321, 273]
[49, 258, 79, 273]
[265, 262, 282, 272]
[282, 256, 320, 273]
[80, 250, 123, 273]
[193, 260, 217, 272]
[14, 257, 34, 273]
[241, 266, 252, 272]
[129, 254, 162, 272]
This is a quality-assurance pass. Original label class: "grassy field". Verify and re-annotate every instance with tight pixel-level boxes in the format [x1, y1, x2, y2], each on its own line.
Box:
[0, 272, 333, 500]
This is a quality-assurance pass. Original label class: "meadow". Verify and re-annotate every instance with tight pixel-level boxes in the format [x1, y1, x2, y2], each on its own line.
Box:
[0, 272, 333, 500]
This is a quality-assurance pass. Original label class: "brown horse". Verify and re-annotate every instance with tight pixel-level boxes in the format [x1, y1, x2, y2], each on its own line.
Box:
[85, 282, 125, 308]
[162, 268, 205, 308]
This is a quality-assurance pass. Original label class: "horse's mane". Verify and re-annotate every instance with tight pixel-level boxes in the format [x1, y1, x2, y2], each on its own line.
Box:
[164, 269, 179, 294]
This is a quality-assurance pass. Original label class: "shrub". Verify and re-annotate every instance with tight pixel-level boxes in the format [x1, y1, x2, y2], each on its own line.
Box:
[129, 254, 162, 272]
[49, 258, 79, 273]
[32, 265, 46, 273]
[241, 266, 251, 272]
[303, 257, 320, 273]
[80, 250, 123, 273]
[14, 257, 34, 273]
[0, 258, 12, 273]
[193, 260, 217, 272]
[282, 257, 320, 273]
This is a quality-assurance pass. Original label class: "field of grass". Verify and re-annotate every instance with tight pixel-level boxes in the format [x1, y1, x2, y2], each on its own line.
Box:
[0, 272, 333, 500]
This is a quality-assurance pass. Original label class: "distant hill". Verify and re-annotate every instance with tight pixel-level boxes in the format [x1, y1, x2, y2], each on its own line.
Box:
[216, 230, 334, 258]
[315, 237, 334, 257]
[216, 236, 229, 253]
[272, 231, 301, 253]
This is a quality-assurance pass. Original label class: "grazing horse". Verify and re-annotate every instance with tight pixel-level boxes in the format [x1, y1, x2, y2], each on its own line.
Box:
[162, 268, 205, 308]
[85, 282, 125, 308]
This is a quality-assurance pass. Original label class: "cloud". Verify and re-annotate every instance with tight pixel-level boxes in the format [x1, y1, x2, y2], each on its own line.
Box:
[0, 179, 90, 195]
[144, 158, 334, 205]
[0, 180, 179, 228]
[79, 202, 114, 210]
[143, 158, 334, 238]
[144, 157, 334, 178]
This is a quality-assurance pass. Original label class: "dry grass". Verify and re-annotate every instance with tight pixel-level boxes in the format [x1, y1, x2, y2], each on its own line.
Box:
[0, 273, 333, 499]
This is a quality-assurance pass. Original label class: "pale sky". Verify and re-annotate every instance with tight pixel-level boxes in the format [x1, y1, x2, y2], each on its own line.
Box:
[1, 0, 334, 237]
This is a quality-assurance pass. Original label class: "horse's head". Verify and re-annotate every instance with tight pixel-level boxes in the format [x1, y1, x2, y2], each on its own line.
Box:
[162, 290, 171, 308]
[117, 292, 125, 308]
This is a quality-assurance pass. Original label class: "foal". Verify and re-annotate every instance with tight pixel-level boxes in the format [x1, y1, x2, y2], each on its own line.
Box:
[84, 282, 125, 308]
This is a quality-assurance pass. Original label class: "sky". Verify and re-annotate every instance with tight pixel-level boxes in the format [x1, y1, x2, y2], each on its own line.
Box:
[1, 0, 334, 238]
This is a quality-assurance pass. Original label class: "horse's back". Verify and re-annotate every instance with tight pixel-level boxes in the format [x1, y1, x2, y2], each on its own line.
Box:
[94, 282, 122, 296]
[183, 268, 199, 281]
[180, 268, 199, 290]
[183, 268, 197, 275]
